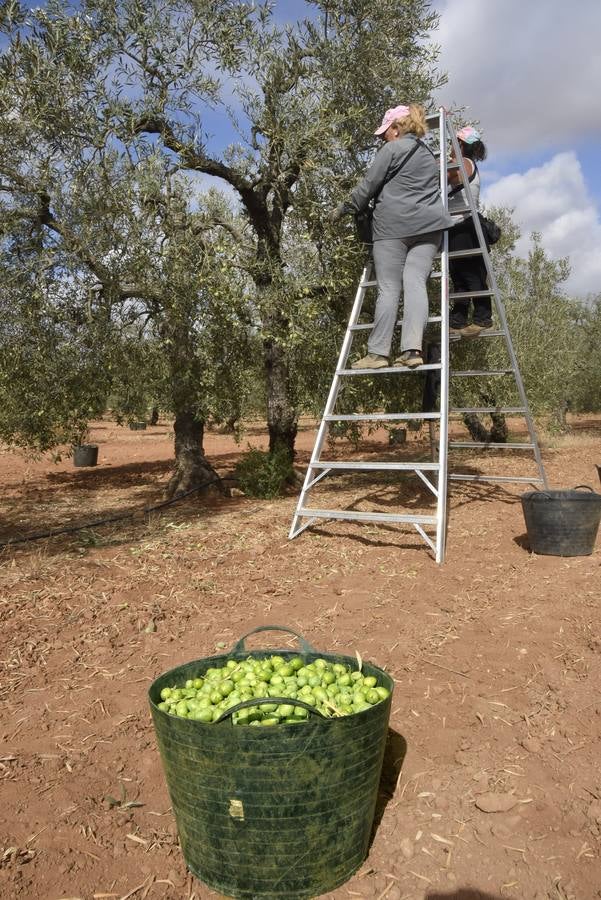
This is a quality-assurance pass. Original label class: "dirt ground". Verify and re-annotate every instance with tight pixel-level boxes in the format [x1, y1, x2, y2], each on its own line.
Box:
[1, 417, 600, 900]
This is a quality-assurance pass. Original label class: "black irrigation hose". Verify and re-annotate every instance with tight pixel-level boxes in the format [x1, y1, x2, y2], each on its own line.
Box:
[0, 474, 238, 549]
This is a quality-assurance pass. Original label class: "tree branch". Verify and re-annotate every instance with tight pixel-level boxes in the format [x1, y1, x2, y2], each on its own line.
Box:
[134, 114, 269, 230]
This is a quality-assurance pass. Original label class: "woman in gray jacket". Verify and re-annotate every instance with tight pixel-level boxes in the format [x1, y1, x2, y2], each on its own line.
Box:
[334, 104, 453, 368]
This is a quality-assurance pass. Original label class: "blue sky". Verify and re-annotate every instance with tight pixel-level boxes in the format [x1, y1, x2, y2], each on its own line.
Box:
[9, 0, 601, 295]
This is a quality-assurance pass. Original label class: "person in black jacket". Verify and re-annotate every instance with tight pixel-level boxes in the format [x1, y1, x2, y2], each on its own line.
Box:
[447, 126, 492, 337]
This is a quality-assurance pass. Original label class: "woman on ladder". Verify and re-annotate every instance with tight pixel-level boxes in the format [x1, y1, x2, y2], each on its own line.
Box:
[447, 126, 492, 336]
[332, 104, 453, 369]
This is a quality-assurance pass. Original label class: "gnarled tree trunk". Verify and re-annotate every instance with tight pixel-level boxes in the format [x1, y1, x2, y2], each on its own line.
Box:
[167, 409, 223, 499]
[255, 239, 299, 460]
[264, 332, 298, 457]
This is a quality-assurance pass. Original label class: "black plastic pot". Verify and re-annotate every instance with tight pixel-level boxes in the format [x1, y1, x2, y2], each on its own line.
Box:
[129, 421, 147, 431]
[521, 486, 601, 557]
[73, 444, 98, 467]
[149, 626, 393, 899]
[389, 427, 407, 446]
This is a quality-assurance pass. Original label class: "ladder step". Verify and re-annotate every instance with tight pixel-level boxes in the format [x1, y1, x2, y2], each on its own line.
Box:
[360, 280, 378, 288]
[449, 290, 493, 300]
[450, 330, 504, 341]
[298, 508, 438, 526]
[449, 441, 535, 450]
[425, 113, 440, 128]
[450, 407, 526, 415]
[451, 369, 512, 377]
[449, 474, 545, 485]
[351, 315, 442, 331]
[435, 248, 484, 260]
[338, 363, 442, 375]
[312, 461, 440, 471]
[325, 412, 441, 422]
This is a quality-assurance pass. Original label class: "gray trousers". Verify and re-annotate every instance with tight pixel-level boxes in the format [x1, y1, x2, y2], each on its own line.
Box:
[368, 231, 442, 356]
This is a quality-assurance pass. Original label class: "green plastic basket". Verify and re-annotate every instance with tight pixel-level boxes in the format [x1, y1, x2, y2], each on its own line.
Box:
[149, 626, 394, 899]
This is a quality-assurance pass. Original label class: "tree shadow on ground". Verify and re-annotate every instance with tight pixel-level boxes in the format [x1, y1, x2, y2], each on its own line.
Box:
[448, 476, 525, 510]
[370, 727, 407, 848]
[426, 891, 506, 900]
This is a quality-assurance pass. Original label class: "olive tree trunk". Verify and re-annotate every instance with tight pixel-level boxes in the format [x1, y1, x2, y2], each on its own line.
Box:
[167, 409, 223, 499]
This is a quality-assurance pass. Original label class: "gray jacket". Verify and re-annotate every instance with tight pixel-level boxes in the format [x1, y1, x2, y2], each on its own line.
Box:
[350, 134, 454, 240]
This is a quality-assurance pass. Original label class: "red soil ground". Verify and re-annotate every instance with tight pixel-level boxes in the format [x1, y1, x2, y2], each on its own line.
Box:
[0, 417, 600, 900]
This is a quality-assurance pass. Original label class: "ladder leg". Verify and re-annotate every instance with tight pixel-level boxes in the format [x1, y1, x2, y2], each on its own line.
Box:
[435, 109, 450, 564]
[289, 261, 373, 539]
[447, 121, 548, 491]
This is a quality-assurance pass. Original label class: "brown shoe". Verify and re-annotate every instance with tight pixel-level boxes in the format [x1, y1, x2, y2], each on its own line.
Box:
[393, 350, 424, 369]
[461, 320, 493, 337]
[351, 353, 389, 370]
[460, 323, 485, 337]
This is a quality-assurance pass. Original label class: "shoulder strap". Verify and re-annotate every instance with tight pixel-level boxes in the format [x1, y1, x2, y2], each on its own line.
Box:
[449, 160, 478, 197]
[380, 139, 421, 188]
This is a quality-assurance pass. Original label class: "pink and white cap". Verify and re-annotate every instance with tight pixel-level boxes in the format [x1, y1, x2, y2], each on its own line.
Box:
[456, 126, 481, 144]
[374, 105, 410, 135]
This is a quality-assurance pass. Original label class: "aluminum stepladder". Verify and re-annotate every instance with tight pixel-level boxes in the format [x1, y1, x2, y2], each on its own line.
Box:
[288, 107, 547, 563]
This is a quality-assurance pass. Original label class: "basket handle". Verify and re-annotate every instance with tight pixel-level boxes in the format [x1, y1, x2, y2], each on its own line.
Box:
[533, 485, 595, 500]
[215, 696, 326, 724]
[230, 625, 317, 654]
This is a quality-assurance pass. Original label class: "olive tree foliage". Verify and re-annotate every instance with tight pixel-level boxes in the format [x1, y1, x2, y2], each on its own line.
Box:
[2, 0, 445, 457]
[0, 123, 255, 495]
[0, 1, 264, 493]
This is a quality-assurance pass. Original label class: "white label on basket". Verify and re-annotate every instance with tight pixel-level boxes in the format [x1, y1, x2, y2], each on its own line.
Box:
[229, 799, 244, 820]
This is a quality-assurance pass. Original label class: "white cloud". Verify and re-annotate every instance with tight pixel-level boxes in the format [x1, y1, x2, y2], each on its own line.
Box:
[483, 153, 601, 296]
[435, 0, 601, 153]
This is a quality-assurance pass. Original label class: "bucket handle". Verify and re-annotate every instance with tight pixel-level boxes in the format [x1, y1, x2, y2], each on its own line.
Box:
[231, 625, 317, 654]
[533, 484, 595, 500]
[215, 696, 326, 724]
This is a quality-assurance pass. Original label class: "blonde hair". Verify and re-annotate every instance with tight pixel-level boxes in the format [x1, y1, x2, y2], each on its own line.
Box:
[394, 104, 427, 138]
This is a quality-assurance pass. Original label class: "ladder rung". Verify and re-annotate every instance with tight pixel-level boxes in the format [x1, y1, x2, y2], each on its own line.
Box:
[298, 508, 438, 526]
[425, 113, 440, 128]
[449, 290, 493, 300]
[447, 162, 461, 170]
[450, 330, 504, 341]
[449, 442, 535, 450]
[325, 413, 441, 422]
[360, 280, 378, 288]
[449, 474, 545, 485]
[450, 407, 526, 415]
[351, 315, 442, 331]
[451, 369, 512, 377]
[312, 461, 440, 471]
[338, 363, 441, 375]
[435, 248, 484, 260]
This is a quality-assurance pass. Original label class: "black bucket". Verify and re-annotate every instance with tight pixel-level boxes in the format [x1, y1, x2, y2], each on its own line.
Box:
[73, 444, 98, 467]
[521, 486, 601, 557]
[129, 421, 147, 431]
[149, 626, 393, 899]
